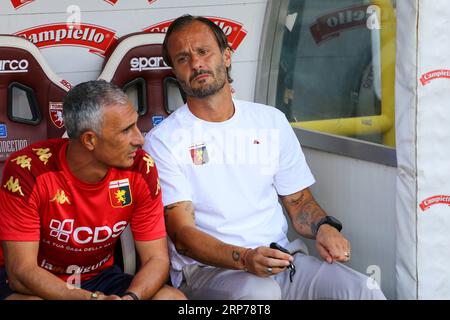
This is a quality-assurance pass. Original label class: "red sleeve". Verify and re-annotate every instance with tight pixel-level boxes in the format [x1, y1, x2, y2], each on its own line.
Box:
[130, 151, 166, 241]
[0, 158, 41, 241]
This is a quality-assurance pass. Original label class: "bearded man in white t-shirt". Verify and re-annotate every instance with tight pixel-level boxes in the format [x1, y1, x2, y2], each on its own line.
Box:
[143, 14, 386, 300]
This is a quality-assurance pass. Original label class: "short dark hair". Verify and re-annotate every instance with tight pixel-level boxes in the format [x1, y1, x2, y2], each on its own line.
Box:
[63, 80, 128, 138]
[162, 14, 233, 83]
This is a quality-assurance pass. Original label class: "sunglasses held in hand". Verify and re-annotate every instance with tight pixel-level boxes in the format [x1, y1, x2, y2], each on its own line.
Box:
[270, 242, 296, 283]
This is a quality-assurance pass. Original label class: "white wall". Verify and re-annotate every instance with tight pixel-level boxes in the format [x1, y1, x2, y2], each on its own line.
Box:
[294, 147, 397, 300]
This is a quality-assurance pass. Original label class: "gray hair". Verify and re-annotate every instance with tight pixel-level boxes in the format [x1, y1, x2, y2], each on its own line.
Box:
[63, 80, 129, 138]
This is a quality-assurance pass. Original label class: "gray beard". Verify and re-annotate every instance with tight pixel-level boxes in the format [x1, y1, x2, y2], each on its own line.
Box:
[180, 65, 227, 98]
[182, 78, 226, 98]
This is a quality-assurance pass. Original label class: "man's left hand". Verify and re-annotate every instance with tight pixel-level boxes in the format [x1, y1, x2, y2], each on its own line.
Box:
[315, 224, 351, 263]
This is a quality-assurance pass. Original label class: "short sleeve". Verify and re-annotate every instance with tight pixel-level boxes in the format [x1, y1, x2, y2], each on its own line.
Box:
[130, 151, 166, 241]
[143, 133, 192, 206]
[0, 158, 41, 241]
[273, 113, 315, 196]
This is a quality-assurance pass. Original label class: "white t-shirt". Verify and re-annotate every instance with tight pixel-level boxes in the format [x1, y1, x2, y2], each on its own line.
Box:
[144, 99, 315, 287]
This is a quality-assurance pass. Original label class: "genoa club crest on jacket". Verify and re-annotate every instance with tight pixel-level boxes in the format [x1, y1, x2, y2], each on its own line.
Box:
[109, 178, 133, 207]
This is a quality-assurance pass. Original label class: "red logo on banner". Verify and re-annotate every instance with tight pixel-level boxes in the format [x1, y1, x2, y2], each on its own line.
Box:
[420, 69, 450, 86]
[15, 23, 117, 57]
[310, 5, 369, 44]
[11, 0, 34, 10]
[49, 102, 64, 129]
[60, 79, 72, 90]
[144, 16, 247, 51]
[420, 195, 450, 211]
[104, 1, 157, 6]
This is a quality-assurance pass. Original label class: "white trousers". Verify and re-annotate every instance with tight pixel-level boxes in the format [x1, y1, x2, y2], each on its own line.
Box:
[179, 239, 386, 300]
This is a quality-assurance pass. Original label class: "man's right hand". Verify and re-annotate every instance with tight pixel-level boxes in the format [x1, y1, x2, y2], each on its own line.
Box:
[244, 246, 293, 277]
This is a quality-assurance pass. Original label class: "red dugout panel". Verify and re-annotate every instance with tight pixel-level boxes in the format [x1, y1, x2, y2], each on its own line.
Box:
[98, 32, 185, 136]
[0, 35, 70, 179]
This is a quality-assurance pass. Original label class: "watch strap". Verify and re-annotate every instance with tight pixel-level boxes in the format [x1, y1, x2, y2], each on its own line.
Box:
[122, 291, 140, 300]
[313, 216, 342, 237]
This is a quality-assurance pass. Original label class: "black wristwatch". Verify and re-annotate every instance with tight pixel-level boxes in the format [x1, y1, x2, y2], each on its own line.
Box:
[312, 216, 342, 237]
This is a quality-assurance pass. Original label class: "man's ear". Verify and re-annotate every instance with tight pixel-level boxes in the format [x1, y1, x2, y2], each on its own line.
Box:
[170, 64, 179, 78]
[223, 47, 232, 68]
[80, 131, 97, 151]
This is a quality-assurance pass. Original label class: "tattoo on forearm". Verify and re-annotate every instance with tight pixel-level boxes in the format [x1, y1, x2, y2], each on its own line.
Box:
[297, 200, 325, 234]
[288, 192, 305, 207]
[232, 250, 240, 262]
[311, 221, 318, 235]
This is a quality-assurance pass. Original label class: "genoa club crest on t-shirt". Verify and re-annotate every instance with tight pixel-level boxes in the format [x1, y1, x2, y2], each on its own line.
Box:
[189, 144, 209, 165]
[108, 178, 132, 207]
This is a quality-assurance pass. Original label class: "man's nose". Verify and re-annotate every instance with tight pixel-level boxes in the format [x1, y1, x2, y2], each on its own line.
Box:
[190, 53, 203, 70]
[131, 125, 144, 147]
